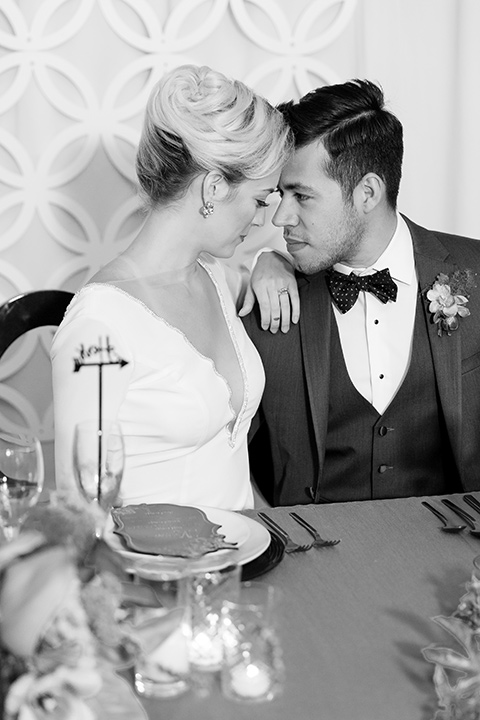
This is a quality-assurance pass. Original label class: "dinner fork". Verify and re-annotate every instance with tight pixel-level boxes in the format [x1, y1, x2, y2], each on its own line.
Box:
[421, 501, 466, 533]
[463, 495, 480, 516]
[441, 499, 480, 537]
[289, 512, 341, 548]
[257, 512, 313, 553]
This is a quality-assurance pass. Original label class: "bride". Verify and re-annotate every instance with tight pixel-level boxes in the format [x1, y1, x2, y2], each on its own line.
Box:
[51, 64, 295, 511]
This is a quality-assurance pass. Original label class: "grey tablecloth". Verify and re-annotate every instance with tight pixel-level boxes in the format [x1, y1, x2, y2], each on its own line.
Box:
[140, 493, 480, 720]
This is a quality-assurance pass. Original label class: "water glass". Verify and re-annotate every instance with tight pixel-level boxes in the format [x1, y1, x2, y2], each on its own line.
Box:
[221, 582, 284, 702]
[73, 420, 124, 536]
[0, 431, 44, 542]
[133, 576, 190, 698]
[185, 563, 241, 671]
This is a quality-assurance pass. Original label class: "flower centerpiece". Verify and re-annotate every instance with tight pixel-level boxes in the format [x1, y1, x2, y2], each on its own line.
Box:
[423, 573, 480, 719]
[0, 492, 174, 720]
[425, 269, 476, 337]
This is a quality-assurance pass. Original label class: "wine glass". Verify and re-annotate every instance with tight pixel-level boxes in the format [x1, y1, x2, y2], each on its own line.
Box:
[0, 431, 44, 542]
[73, 420, 124, 537]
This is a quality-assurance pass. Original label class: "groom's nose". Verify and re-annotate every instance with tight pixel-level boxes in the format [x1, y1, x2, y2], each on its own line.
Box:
[272, 200, 297, 228]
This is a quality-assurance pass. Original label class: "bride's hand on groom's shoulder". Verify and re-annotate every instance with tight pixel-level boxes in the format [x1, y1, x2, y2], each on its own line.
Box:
[238, 250, 299, 334]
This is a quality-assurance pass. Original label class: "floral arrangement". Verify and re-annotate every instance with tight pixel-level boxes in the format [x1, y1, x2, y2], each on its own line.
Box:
[0, 492, 171, 720]
[425, 269, 476, 337]
[423, 573, 480, 719]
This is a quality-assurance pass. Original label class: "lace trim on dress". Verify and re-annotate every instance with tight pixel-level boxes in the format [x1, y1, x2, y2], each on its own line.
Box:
[72, 258, 248, 447]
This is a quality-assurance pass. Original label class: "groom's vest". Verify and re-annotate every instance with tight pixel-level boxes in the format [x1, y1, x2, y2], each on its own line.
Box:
[322, 290, 461, 501]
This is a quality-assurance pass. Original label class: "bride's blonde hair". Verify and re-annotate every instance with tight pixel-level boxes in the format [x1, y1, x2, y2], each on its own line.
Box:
[136, 64, 292, 206]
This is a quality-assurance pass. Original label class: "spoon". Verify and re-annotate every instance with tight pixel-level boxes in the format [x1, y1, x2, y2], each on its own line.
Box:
[421, 501, 466, 533]
[441, 499, 480, 537]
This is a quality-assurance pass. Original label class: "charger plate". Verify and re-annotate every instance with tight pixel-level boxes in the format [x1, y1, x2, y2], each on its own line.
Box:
[241, 531, 285, 581]
[105, 506, 270, 579]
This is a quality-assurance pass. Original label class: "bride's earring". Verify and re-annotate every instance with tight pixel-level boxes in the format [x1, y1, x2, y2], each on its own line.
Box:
[201, 175, 216, 218]
[201, 200, 214, 219]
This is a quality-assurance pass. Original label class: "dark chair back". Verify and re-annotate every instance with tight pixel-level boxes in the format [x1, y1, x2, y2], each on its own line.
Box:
[0, 290, 73, 359]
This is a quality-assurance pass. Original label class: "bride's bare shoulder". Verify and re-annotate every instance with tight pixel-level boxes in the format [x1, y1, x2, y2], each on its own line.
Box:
[87, 255, 134, 284]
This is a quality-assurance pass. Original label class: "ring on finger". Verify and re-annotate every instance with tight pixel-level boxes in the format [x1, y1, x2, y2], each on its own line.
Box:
[278, 287, 289, 296]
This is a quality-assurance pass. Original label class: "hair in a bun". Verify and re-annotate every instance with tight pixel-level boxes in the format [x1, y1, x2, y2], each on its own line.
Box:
[136, 65, 292, 205]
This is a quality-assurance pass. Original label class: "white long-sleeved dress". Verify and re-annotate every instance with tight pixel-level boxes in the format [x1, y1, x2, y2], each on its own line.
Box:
[51, 254, 265, 510]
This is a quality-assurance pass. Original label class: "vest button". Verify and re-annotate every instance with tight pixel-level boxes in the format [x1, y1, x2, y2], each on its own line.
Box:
[379, 426, 388, 436]
[378, 464, 388, 473]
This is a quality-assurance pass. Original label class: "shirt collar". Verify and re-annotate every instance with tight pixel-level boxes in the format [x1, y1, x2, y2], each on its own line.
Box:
[334, 213, 415, 286]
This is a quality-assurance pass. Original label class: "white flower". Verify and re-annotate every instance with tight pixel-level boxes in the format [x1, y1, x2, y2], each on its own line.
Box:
[425, 273, 472, 336]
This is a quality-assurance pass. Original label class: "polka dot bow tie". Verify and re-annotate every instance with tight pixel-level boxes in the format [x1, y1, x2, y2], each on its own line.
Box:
[326, 268, 398, 314]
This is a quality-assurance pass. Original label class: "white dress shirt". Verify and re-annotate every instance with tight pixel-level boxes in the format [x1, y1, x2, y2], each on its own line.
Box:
[332, 214, 417, 414]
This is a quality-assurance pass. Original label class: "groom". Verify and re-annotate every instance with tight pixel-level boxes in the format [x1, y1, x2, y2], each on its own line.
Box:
[244, 78, 480, 506]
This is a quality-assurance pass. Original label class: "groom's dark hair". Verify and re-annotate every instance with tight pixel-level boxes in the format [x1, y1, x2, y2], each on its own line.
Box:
[278, 79, 403, 209]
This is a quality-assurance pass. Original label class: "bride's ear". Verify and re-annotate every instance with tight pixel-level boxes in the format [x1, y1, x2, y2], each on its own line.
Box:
[202, 171, 229, 203]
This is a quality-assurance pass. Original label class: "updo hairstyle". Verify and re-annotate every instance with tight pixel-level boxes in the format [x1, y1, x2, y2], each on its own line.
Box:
[136, 65, 292, 206]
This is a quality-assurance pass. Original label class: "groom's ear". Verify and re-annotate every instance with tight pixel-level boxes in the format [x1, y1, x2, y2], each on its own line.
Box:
[202, 171, 230, 202]
[353, 173, 384, 214]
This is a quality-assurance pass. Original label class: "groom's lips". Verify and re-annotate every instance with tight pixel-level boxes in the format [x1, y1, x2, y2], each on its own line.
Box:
[284, 235, 307, 249]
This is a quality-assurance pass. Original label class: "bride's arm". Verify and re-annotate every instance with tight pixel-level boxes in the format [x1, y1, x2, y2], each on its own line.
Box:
[51, 314, 133, 494]
[238, 249, 299, 333]
[223, 249, 299, 333]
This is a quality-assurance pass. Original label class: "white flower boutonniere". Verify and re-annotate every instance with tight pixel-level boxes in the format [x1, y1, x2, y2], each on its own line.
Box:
[425, 269, 476, 336]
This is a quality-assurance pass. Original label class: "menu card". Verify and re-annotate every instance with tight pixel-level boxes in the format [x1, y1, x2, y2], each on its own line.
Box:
[111, 504, 238, 558]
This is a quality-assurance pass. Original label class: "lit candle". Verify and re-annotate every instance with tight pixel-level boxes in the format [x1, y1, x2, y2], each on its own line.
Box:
[190, 630, 223, 669]
[229, 660, 272, 699]
[149, 625, 189, 676]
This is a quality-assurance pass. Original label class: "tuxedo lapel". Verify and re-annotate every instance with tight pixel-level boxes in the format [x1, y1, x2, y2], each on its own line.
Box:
[409, 219, 463, 470]
[299, 273, 331, 482]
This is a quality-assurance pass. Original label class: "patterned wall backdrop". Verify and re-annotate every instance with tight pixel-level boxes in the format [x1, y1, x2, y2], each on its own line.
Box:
[0, 0, 359, 487]
[1, 0, 479, 489]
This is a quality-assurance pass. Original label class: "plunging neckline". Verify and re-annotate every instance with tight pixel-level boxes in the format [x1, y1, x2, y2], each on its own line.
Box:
[78, 258, 247, 447]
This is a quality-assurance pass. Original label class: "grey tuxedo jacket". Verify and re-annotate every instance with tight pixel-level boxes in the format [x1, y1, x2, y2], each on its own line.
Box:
[244, 216, 480, 505]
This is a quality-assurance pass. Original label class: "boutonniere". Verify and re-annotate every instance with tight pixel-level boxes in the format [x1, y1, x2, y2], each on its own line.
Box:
[425, 269, 476, 336]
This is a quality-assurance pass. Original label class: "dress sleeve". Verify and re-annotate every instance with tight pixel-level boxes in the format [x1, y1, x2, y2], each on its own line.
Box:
[51, 311, 133, 494]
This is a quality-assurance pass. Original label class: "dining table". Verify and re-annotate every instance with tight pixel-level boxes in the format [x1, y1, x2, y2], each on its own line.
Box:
[136, 491, 480, 720]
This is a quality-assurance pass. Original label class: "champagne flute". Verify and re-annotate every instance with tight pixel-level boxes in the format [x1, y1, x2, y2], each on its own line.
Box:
[0, 431, 44, 542]
[73, 420, 124, 537]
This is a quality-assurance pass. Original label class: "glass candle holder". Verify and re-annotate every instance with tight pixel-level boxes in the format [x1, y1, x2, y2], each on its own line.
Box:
[220, 582, 284, 702]
[185, 563, 241, 672]
[133, 576, 190, 699]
